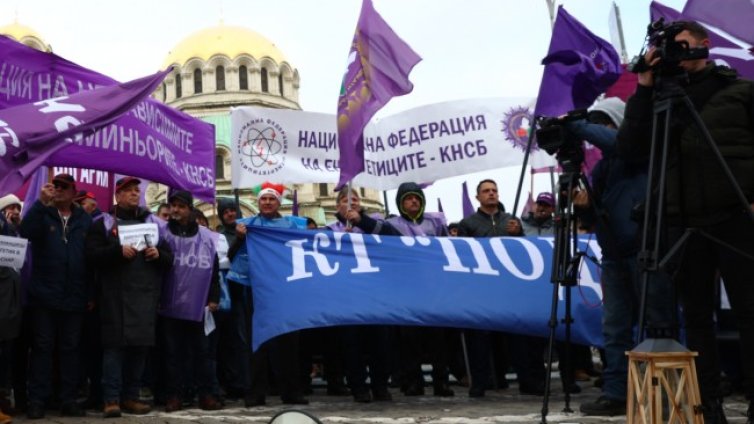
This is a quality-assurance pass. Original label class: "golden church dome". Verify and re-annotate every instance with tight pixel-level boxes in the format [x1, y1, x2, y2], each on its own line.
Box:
[0, 22, 51, 52]
[163, 24, 287, 68]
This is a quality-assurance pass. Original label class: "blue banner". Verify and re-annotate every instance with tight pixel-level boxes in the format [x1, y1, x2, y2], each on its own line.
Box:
[246, 227, 603, 350]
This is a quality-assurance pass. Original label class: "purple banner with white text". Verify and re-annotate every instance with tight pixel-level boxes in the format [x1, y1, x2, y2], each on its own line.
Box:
[0, 35, 215, 202]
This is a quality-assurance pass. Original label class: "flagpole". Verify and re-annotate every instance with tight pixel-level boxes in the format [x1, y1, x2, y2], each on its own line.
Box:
[546, 0, 557, 29]
[513, 0, 557, 217]
[511, 127, 536, 217]
[382, 190, 390, 216]
[234, 188, 241, 217]
[612, 2, 629, 64]
[345, 182, 353, 229]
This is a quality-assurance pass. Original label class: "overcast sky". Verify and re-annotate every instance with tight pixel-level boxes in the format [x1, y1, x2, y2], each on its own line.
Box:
[2, 0, 689, 221]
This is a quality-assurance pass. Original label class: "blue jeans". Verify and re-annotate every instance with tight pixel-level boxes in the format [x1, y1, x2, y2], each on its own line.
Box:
[600, 257, 673, 401]
[102, 347, 148, 402]
[27, 307, 84, 405]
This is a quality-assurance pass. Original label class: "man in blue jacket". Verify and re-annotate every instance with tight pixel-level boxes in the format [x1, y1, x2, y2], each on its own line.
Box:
[20, 173, 92, 419]
[227, 183, 309, 407]
[571, 98, 674, 416]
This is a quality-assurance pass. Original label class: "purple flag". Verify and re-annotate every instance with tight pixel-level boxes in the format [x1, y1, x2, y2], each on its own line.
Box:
[651, 2, 754, 80]
[534, 6, 622, 118]
[336, 0, 421, 190]
[0, 69, 171, 195]
[20, 166, 48, 218]
[461, 181, 474, 218]
[0, 35, 216, 202]
[683, 0, 754, 46]
[291, 189, 299, 216]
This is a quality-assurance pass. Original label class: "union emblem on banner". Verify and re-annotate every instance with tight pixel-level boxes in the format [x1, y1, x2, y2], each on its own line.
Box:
[235, 118, 289, 178]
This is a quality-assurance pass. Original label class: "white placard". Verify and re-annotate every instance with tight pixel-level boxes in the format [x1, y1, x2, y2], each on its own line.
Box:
[204, 306, 216, 336]
[217, 233, 230, 270]
[0, 235, 28, 269]
[118, 223, 159, 251]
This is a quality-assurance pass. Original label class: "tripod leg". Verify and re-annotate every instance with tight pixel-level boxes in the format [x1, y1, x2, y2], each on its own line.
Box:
[541, 280, 561, 424]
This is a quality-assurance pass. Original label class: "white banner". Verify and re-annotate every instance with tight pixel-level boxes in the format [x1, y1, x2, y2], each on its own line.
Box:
[231, 98, 556, 190]
[0, 235, 28, 269]
[118, 223, 159, 251]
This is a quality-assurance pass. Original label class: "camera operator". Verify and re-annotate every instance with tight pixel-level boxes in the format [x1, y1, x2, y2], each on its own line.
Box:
[566, 98, 674, 417]
[617, 21, 754, 423]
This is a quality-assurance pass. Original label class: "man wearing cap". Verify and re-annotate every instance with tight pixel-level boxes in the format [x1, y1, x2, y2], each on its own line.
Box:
[73, 188, 105, 410]
[568, 97, 673, 416]
[160, 190, 222, 412]
[19, 174, 92, 419]
[0, 194, 23, 422]
[85, 176, 173, 417]
[521, 192, 556, 236]
[227, 182, 309, 407]
[346, 182, 455, 398]
[74, 191, 100, 217]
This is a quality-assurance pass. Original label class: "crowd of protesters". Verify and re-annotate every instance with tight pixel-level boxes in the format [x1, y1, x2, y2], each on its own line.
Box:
[0, 174, 612, 422]
[0, 171, 746, 423]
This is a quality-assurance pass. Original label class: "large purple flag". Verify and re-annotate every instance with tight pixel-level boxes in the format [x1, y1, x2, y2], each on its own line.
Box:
[461, 181, 474, 218]
[651, 2, 754, 80]
[336, 0, 421, 190]
[0, 69, 171, 195]
[534, 6, 622, 118]
[683, 0, 754, 46]
[0, 35, 215, 202]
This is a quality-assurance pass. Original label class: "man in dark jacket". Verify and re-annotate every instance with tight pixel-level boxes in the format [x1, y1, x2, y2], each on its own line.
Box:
[85, 176, 173, 418]
[458, 179, 547, 398]
[211, 198, 245, 399]
[160, 190, 222, 412]
[19, 173, 92, 419]
[616, 21, 754, 423]
[348, 182, 455, 398]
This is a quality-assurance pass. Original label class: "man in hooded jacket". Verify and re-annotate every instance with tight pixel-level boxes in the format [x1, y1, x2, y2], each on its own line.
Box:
[347, 182, 455, 397]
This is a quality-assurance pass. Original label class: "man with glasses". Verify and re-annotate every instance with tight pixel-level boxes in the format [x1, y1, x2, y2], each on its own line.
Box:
[20, 173, 93, 419]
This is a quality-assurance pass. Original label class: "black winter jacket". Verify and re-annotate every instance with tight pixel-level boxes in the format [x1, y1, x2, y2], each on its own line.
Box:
[86, 207, 173, 347]
[19, 200, 92, 311]
[457, 204, 523, 237]
[617, 64, 754, 227]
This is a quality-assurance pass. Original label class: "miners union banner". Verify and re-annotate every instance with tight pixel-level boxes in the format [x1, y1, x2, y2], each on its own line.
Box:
[245, 226, 603, 350]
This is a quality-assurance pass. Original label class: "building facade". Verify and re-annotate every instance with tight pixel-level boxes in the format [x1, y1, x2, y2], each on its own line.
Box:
[156, 23, 384, 228]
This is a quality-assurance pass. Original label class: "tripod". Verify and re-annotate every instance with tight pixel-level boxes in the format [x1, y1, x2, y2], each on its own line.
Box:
[635, 73, 754, 343]
[539, 168, 598, 424]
